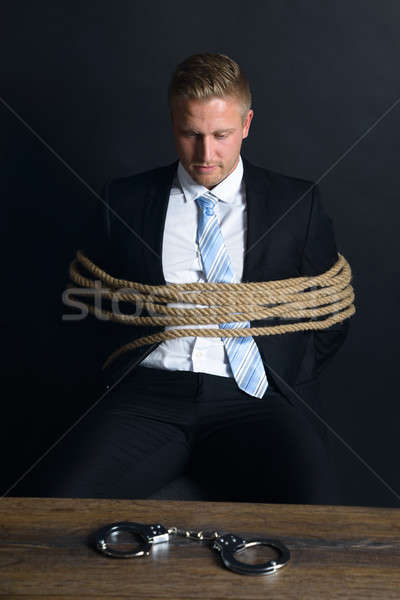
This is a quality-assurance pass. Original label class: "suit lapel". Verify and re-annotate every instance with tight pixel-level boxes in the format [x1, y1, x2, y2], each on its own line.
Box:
[141, 159, 179, 285]
[241, 156, 272, 282]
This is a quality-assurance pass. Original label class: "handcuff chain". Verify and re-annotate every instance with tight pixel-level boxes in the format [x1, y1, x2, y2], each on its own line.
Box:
[168, 526, 221, 542]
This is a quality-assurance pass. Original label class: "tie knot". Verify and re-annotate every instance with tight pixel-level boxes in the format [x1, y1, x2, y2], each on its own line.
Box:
[196, 193, 218, 215]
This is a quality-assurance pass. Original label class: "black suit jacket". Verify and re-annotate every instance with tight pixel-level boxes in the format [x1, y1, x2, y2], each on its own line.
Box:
[82, 156, 350, 408]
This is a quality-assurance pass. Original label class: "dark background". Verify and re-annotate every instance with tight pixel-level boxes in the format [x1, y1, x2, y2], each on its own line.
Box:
[1, 1, 399, 507]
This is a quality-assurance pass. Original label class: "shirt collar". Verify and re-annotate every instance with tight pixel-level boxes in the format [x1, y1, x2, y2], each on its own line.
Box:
[177, 154, 244, 204]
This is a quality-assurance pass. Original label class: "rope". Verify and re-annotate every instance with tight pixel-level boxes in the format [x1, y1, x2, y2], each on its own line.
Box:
[67, 250, 356, 369]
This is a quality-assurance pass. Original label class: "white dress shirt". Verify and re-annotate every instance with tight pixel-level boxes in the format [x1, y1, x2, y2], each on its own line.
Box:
[140, 154, 247, 377]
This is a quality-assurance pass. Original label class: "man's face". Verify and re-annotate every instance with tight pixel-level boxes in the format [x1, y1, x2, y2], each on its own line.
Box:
[170, 95, 253, 189]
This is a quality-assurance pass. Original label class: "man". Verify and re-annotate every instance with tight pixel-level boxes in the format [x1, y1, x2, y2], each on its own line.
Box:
[30, 53, 351, 503]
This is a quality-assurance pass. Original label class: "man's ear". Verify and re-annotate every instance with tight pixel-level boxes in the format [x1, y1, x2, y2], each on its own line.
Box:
[242, 109, 254, 139]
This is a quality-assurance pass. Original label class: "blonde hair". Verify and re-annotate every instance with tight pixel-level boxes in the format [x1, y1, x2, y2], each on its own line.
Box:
[168, 53, 252, 123]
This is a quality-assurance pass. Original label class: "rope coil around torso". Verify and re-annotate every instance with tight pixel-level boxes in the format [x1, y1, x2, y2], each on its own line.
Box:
[67, 250, 356, 369]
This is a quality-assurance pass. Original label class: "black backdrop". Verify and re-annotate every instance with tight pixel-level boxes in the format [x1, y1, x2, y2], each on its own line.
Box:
[1, 1, 399, 507]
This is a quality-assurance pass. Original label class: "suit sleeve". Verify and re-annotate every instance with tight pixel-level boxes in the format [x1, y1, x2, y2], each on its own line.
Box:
[300, 183, 351, 376]
[82, 178, 113, 270]
[64, 179, 115, 381]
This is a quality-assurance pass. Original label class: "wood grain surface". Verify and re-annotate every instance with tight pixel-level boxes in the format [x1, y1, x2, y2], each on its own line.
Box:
[0, 497, 399, 598]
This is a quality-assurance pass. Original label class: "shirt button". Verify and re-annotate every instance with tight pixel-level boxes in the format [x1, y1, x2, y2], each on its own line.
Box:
[193, 350, 203, 358]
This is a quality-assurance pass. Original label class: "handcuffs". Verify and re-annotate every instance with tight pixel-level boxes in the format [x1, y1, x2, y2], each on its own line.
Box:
[92, 520, 290, 576]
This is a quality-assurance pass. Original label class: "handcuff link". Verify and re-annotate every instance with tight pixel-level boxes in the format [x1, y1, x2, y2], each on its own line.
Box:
[94, 521, 169, 558]
[211, 533, 290, 575]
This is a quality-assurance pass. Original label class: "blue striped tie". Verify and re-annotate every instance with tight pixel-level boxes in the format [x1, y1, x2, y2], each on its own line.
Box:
[195, 191, 268, 399]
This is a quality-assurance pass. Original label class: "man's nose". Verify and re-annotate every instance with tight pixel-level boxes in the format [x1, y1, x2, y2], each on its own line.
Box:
[197, 136, 213, 163]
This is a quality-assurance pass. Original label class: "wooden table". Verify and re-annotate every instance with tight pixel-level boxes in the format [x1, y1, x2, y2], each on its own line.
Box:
[0, 497, 399, 598]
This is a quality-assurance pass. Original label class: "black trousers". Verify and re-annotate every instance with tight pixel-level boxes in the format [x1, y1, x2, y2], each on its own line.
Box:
[21, 366, 341, 504]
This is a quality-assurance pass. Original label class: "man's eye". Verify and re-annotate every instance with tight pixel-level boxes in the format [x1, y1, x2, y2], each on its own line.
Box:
[182, 132, 228, 139]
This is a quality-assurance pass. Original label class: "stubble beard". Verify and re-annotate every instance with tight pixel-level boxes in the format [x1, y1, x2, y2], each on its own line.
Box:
[188, 163, 228, 189]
